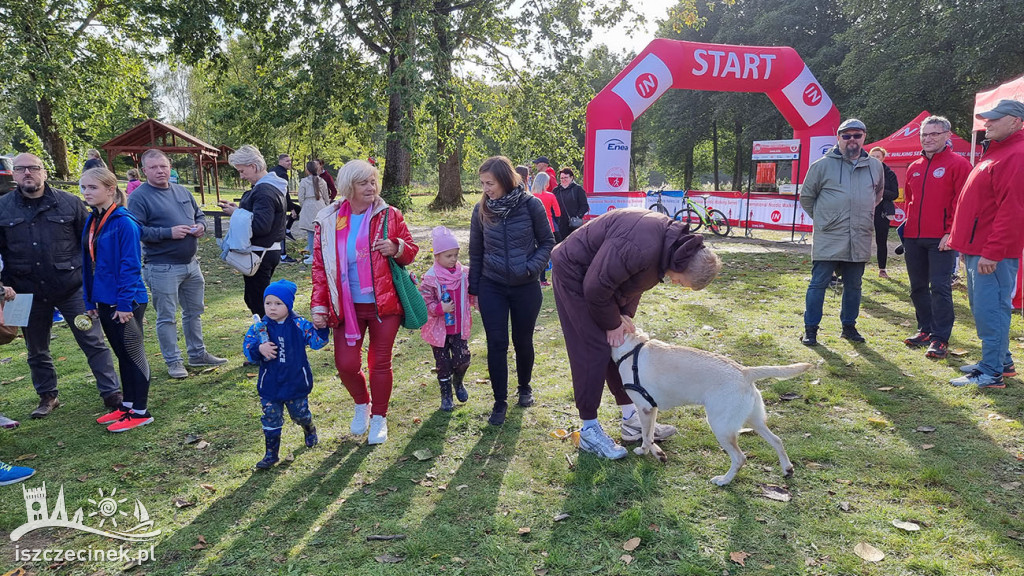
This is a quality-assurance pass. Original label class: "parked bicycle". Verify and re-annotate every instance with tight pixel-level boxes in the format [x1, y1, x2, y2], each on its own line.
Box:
[647, 185, 672, 216]
[674, 194, 731, 236]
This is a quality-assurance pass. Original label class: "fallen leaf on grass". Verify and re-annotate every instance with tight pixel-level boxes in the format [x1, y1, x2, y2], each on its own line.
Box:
[518, 527, 531, 535]
[838, 502, 851, 512]
[413, 449, 433, 461]
[1001, 482, 1021, 491]
[876, 386, 894, 392]
[195, 440, 210, 450]
[2, 568, 26, 576]
[779, 392, 801, 401]
[867, 417, 889, 427]
[622, 537, 640, 551]
[14, 454, 36, 462]
[199, 484, 216, 493]
[191, 535, 208, 550]
[184, 434, 200, 444]
[200, 367, 217, 374]
[949, 348, 968, 357]
[77, 475, 89, 482]
[474, 379, 489, 384]
[892, 519, 920, 531]
[246, 372, 258, 378]
[456, 484, 469, 491]
[730, 551, 750, 566]
[761, 485, 792, 502]
[921, 444, 935, 450]
[534, 569, 548, 576]
[915, 426, 936, 433]
[173, 498, 195, 508]
[549, 429, 570, 439]
[620, 554, 634, 565]
[0, 357, 11, 364]
[112, 463, 126, 471]
[853, 542, 884, 562]
[570, 431, 580, 447]
[553, 513, 570, 522]
[374, 554, 404, 564]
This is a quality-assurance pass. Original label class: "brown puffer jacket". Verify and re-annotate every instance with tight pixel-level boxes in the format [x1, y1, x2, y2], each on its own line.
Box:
[551, 208, 703, 331]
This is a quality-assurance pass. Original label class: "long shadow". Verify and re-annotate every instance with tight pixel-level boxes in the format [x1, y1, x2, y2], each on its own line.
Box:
[153, 438, 369, 573]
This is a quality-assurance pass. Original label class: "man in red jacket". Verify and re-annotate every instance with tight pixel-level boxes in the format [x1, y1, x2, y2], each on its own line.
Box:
[948, 99, 1024, 388]
[900, 116, 972, 359]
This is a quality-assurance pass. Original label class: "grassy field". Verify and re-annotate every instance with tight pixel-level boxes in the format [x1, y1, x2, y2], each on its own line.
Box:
[1, 194, 1023, 575]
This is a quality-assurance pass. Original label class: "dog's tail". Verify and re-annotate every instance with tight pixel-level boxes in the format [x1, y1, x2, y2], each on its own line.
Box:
[743, 363, 812, 383]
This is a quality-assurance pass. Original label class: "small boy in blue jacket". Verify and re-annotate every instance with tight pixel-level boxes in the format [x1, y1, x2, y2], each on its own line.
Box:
[244, 279, 329, 469]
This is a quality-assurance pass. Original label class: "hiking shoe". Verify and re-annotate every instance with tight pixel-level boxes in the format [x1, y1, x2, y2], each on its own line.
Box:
[52, 309, 64, 323]
[488, 402, 508, 426]
[167, 361, 188, 379]
[960, 362, 1017, 378]
[350, 403, 370, 435]
[950, 370, 1004, 388]
[281, 254, 298, 263]
[188, 352, 228, 367]
[96, 407, 129, 425]
[800, 326, 818, 347]
[841, 325, 866, 343]
[367, 415, 388, 445]
[0, 461, 35, 486]
[926, 340, 948, 359]
[621, 413, 677, 443]
[102, 391, 123, 409]
[904, 331, 931, 347]
[0, 413, 20, 429]
[878, 269, 889, 278]
[30, 393, 59, 419]
[107, 411, 154, 432]
[517, 391, 535, 408]
[578, 424, 627, 460]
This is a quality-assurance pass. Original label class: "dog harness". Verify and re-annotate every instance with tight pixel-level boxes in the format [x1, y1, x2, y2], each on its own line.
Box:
[615, 342, 658, 408]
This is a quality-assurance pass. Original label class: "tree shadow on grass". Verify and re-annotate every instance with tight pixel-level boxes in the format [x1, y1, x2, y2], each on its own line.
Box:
[152, 438, 370, 574]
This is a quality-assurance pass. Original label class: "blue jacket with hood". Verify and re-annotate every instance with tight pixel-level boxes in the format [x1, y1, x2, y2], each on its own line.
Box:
[81, 205, 149, 312]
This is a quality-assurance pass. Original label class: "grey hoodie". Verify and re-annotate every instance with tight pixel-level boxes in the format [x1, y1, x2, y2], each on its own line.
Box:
[800, 147, 883, 262]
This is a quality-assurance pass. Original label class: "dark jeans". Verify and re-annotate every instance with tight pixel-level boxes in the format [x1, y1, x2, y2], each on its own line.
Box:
[243, 249, 281, 316]
[24, 287, 119, 398]
[97, 302, 151, 412]
[874, 207, 891, 270]
[477, 277, 542, 403]
[903, 237, 955, 342]
[804, 261, 865, 328]
[432, 334, 471, 380]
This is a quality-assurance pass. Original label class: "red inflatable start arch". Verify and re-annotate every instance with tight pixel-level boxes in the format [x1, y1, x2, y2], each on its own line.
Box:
[584, 39, 840, 194]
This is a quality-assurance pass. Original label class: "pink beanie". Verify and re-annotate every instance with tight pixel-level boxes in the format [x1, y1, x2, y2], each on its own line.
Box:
[431, 226, 460, 254]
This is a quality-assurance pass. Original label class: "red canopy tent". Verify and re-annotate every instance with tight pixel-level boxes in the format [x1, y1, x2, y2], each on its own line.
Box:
[865, 110, 980, 222]
[971, 75, 1024, 309]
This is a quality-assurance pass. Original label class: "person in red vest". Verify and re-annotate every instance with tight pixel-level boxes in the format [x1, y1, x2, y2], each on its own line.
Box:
[900, 116, 972, 360]
[947, 99, 1024, 388]
[532, 157, 557, 192]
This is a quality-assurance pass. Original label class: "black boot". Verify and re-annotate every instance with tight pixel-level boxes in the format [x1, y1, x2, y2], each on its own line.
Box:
[439, 378, 455, 412]
[299, 420, 318, 448]
[841, 324, 866, 343]
[488, 400, 508, 426]
[800, 326, 819, 347]
[517, 385, 534, 408]
[453, 370, 469, 403]
[256, 430, 281, 469]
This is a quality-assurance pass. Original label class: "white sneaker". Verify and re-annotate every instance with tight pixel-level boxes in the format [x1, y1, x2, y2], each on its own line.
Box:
[578, 424, 627, 459]
[367, 415, 388, 445]
[621, 413, 678, 443]
[350, 404, 370, 435]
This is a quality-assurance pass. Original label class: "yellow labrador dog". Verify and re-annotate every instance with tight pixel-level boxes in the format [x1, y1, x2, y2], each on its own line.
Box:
[610, 324, 810, 486]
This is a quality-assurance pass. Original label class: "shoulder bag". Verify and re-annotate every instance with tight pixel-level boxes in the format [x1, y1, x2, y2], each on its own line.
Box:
[382, 209, 428, 329]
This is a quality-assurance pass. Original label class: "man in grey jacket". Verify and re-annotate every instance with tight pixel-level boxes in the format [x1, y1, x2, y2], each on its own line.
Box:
[127, 149, 226, 379]
[799, 119, 884, 346]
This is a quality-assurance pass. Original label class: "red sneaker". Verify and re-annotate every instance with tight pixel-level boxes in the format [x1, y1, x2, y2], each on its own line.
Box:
[106, 411, 154, 433]
[96, 407, 129, 425]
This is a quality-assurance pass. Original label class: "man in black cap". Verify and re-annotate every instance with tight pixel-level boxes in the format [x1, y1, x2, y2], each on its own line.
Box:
[532, 157, 556, 193]
[799, 118, 884, 346]
[948, 99, 1024, 389]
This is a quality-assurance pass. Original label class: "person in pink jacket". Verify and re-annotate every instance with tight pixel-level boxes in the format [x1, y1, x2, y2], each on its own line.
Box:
[419, 226, 474, 411]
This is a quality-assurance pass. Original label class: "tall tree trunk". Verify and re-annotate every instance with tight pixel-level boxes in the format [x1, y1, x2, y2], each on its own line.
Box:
[429, 4, 464, 210]
[683, 145, 695, 191]
[711, 118, 720, 191]
[36, 95, 70, 179]
[380, 6, 417, 211]
[732, 120, 743, 191]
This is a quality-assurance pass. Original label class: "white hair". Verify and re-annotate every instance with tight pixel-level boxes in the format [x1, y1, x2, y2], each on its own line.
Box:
[228, 145, 267, 172]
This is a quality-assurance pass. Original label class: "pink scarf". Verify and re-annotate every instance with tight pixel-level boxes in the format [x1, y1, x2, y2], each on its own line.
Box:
[432, 261, 463, 292]
[336, 200, 375, 346]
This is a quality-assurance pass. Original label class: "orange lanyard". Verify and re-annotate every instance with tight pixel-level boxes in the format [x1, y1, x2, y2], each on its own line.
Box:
[88, 208, 115, 263]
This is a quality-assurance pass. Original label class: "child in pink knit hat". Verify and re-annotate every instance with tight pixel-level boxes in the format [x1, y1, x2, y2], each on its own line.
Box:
[418, 226, 475, 411]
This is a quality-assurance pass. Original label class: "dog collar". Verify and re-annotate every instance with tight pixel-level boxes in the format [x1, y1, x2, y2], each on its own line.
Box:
[615, 341, 658, 408]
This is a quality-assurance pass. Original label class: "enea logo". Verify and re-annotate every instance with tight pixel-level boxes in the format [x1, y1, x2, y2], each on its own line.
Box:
[802, 83, 823, 107]
[605, 139, 629, 152]
[606, 167, 626, 189]
[818, 144, 832, 156]
[770, 210, 783, 223]
[635, 73, 659, 99]
[932, 167, 946, 178]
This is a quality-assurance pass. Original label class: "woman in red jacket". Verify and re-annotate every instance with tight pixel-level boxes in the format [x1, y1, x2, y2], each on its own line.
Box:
[310, 160, 418, 445]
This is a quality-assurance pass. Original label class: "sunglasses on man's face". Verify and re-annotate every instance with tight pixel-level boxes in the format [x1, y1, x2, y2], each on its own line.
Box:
[841, 133, 865, 140]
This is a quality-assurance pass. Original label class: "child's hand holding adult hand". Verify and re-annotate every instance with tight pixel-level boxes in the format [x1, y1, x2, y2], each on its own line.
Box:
[259, 341, 278, 360]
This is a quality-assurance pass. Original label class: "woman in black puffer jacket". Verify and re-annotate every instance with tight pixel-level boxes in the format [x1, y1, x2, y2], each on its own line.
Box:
[469, 156, 555, 426]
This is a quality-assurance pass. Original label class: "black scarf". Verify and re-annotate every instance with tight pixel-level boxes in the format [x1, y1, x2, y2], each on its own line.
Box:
[486, 185, 526, 219]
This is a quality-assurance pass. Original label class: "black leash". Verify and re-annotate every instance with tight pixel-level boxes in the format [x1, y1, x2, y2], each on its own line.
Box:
[614, 342, 658, 408]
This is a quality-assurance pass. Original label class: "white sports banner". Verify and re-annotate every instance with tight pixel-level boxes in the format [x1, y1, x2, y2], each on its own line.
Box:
[593, 129, 632, 193]
[780, 65, 833, 127]
[610, 54, 674, 118]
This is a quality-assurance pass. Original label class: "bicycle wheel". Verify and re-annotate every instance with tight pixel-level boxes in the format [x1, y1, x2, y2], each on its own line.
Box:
[674, 208, 703, 232]
[649, 202, 669, 216]
[706, 209, 731, 236]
